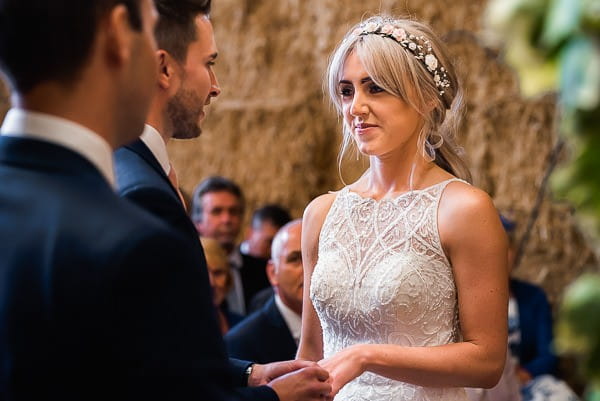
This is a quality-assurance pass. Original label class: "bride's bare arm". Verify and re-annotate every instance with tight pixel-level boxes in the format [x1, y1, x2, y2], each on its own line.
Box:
[319, 182, 508, 395]
[296, 193, 336, 362]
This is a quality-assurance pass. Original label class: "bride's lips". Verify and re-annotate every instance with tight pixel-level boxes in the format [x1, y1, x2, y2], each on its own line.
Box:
[354, 123, 378, 135]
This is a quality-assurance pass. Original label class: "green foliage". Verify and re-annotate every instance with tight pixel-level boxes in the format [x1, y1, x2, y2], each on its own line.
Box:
[556, 274, 600, 386]
[485, 0, 600, 396]
[485, 0, 600, 243]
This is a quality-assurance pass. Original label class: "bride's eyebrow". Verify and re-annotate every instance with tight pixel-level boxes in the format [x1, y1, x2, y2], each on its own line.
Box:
[338, 77, 373, 85]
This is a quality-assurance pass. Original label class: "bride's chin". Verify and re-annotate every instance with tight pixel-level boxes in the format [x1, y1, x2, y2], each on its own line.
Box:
[356, 145, 375, 157]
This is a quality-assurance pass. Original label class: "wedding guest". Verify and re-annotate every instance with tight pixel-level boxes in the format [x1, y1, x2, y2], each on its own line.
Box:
[201, 236, 243, 334]
[226, 220, 303, 363]
[192, 176, 272, 315]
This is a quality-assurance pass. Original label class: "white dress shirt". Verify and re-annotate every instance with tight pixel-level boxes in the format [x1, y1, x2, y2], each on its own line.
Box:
[0, 108, 116, 187]
[227, 249, 246, 315]
[274, 294, 302, 345]
[139, 123, 170, 175]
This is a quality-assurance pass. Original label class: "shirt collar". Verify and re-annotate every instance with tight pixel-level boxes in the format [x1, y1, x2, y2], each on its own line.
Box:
[239, 241, 250, 255]
[0, 108, 115, 187]
[229, 247, 243, 270]
[139, 123, 170, 175]
[274, 294, 302, 344]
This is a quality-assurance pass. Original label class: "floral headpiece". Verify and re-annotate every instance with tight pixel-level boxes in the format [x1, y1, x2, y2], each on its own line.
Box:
[350, 21, 451, 98]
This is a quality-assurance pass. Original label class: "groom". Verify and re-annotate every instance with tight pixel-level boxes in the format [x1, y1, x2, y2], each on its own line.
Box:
[114, 1, 331, 400]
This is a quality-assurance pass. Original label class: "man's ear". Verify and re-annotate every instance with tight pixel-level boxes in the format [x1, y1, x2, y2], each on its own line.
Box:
[103, 4, 136, 67]
[157, 50, 178, 90]
[266, 260, 278, 287]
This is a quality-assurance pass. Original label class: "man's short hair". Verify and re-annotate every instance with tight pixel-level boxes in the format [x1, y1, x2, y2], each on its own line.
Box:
[154, 0, 212, 62]
[0, 0, 142, 93]
[270, 219, 301, 264]
[191, 176, 244, 223]
[251, 204, 291, 230]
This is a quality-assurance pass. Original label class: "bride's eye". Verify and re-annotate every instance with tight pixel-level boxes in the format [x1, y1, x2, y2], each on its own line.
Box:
[339, 85, 354, 98]
[369, 83, 384, 94]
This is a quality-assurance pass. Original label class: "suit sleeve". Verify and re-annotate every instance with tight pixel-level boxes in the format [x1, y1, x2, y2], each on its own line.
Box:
[522, 288, 558, 377]
[106, 227, 278, 401]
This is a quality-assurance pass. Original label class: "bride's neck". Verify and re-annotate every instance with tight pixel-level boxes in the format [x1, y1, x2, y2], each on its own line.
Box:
[363, 153, 433, 195]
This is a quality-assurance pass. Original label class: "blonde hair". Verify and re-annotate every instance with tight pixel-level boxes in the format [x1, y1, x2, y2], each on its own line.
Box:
[326, 15, 472, 183]
[199, 236, 233, 292]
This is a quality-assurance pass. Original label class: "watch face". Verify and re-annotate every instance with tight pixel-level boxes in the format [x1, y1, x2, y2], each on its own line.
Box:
[245, 364, 254, 384]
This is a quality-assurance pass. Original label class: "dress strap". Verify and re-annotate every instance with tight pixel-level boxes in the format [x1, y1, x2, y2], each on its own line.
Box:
[434, 178, 468, 199]
[431, 177, 469, 263]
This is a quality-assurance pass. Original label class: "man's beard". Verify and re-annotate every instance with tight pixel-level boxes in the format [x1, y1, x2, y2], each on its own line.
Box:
[166, 88, 203, 139]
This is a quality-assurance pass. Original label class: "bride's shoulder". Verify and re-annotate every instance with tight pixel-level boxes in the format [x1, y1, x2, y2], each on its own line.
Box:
[441, 180, 494, 213]
[303, 191, 339, 226]
[302, 192, 340, 257]
[439, 180, 502, 238]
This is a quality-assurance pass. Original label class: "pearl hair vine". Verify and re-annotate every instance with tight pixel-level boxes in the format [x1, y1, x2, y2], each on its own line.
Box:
[350, 21, 451, 98]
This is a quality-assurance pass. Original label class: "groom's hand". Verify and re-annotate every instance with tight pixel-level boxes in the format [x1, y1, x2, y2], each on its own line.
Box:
[267, 362, 331, 401]
[248, 360, 320, 386]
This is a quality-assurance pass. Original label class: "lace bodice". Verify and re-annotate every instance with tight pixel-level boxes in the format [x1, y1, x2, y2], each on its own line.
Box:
[311, 178, 468, 401]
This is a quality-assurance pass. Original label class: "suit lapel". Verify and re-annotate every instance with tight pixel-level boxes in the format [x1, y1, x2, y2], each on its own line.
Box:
[125, 139, 182, 202]
[263, 298, 298, 355]
[264, 297, 288, 329]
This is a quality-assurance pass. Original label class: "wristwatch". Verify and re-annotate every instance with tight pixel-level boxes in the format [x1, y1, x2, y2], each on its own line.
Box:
[244, 363, 254, 385]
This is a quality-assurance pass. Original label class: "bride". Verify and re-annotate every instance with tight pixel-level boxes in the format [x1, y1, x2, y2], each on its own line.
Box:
[297, 15, 508, 401]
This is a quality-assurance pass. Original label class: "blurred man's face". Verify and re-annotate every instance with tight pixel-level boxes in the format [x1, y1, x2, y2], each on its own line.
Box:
[195, 191, 243, 252]
[268, 222, 303, 315]
[246, 220, 280, 259]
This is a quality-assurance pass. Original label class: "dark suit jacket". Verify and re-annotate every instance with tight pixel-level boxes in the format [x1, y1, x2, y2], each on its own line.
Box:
[0, 136, 238, 400]
[511, 279, 558, 377]
[248, 287, 274, 314]
[225, 296, 297, 364]
[238, 252, 270, 310]
[114, 139, 277, 400]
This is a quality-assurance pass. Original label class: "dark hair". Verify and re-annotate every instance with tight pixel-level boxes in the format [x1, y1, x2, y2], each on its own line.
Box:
[0, 0, 142, 93]
[154, 0, 212, 62]
[251, 204, 292, 230]
[191, 176, 244, 223]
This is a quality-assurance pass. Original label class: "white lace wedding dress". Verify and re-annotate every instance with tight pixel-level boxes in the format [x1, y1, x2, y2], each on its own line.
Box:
[311, 178, 469, 401]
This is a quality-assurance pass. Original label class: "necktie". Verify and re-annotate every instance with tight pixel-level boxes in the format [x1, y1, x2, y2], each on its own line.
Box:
[168, 163, 187, 211]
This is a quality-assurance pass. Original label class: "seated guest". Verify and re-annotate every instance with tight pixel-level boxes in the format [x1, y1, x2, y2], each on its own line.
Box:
[467, 216, 579, 401]
[248, 285, 274, 314]
[501, 216, 558, 384]
[225, 219, 303, 363]
[192, 176, 270, 315]
[200, 237, 243, 334]
[241, 204, 292, 259]
[243, 204, 292, 312]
